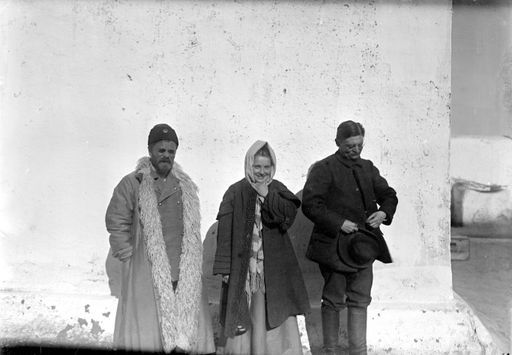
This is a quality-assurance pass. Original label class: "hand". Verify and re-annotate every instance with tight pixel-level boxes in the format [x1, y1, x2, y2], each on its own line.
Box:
[120, 255, 131, 262]
[366, 211, 386, 228]
[222, 275, 230, 283]
[341, 220, 359, 234]
[252, 182, 269, 197]
[116, 248, 133, 262]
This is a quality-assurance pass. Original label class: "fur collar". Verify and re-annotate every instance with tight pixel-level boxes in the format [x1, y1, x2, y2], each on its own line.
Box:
[136, 157, 203, 352]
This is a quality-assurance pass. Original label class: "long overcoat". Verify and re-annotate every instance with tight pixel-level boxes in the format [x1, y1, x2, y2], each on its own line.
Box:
[213, 178, 311, 338]
[105, 158, 214, 353]
[302, 151, 398, 272]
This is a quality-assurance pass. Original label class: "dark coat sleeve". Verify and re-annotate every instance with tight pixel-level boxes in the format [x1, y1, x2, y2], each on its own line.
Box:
[261, 182, 301, 233]
[105, 174, 136, 261]
[302, 162, 344, 239]
[371, 163, 398, 225]
[213, 186, 235, 275]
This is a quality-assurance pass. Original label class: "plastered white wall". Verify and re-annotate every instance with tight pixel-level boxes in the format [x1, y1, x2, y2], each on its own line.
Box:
[0, 1, 451, 299]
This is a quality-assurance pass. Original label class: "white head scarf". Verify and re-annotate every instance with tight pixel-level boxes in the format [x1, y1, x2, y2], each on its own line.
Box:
[244, 140, 277, 187]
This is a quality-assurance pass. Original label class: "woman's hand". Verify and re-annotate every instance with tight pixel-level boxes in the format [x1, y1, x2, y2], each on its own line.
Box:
[222, 275, 230, 283]
[252, 182, 269, 197]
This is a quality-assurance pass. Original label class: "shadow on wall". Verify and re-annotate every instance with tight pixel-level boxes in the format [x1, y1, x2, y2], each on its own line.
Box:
[105, 190, 318, 298]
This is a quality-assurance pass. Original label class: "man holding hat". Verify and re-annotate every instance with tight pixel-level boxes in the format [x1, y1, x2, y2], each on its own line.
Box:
[105, 124, 215, 354]
[302, 121, 398, 355]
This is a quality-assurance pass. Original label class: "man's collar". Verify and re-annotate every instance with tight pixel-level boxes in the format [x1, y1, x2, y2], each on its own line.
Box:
[335, 150, 363, 167]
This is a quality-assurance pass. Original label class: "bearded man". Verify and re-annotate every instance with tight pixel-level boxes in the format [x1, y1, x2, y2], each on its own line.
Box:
[105, 123, 215, 354]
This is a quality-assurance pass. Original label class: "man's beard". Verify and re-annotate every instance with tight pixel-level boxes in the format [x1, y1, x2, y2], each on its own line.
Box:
[152, 158, 172, 176]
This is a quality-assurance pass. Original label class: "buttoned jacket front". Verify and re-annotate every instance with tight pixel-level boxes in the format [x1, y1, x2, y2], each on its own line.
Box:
[152, 170, 184, 281]
[302, 151, 398, 271]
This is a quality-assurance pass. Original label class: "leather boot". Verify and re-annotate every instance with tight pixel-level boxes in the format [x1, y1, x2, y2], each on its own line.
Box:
[321, 306, 340, 355]
[347, 306, 367, 355]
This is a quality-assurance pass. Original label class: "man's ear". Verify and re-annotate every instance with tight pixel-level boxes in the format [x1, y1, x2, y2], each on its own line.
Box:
[335, 138, 341, 147]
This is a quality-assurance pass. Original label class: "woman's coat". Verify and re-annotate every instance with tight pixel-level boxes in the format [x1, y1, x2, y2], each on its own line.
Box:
[213, 178, 311, 338]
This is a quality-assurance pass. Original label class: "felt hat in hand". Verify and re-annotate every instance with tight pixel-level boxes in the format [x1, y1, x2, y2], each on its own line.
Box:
[337, 227, 392, 269]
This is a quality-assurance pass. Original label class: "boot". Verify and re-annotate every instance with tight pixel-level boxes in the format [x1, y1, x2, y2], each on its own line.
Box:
[321, 306, 340, 355]
[347, 307, 367, 355]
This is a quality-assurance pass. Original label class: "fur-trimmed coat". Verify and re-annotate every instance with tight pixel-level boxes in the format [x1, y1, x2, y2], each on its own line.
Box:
[106, 158, 215, 354]
[213, 178, 311, 338]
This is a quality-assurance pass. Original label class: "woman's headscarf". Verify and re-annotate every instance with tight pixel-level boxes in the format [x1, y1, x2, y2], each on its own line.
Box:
[244, 140, 277, 300]
[244, 140, 277, 187]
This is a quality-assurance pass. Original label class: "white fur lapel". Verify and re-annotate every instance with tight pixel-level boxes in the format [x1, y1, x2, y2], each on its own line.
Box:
[136, 157, 202, 352]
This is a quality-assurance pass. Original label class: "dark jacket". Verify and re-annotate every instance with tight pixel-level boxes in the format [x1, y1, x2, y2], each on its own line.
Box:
[213, 178, 310, 337]
[302, 151, 398, 272]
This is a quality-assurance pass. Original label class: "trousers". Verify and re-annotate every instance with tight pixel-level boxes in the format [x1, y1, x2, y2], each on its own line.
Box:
[319, 265, 373, 310]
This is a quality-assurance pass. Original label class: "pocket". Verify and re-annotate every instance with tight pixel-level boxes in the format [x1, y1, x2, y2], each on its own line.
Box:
[307, 235, 336, 262]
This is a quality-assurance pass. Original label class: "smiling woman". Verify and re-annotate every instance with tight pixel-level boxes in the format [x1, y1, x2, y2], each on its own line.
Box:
[251, 150, 272, 184]
[213, 140, 310, 355]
